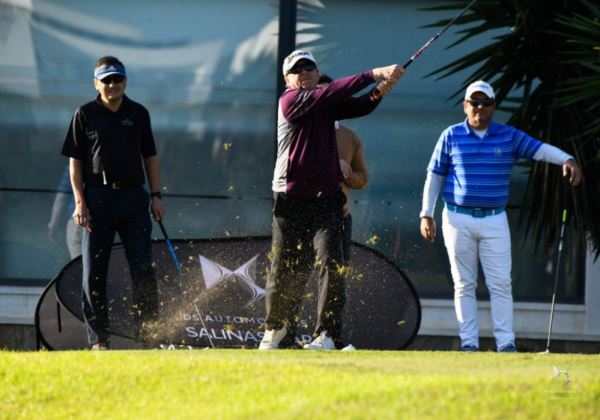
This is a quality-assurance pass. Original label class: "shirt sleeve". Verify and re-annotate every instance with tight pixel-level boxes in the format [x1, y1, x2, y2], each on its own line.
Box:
[532, 143, 573, 165]
[140, 107, 157, 157]
[280, 71, 376, 123]
[61, 109, 87, 160]
[420, 171, 445, 218]
[334, 93, 381, 121]
[426, 130, 451, 176]
[513, 128, 543, 159]
[346, 131, 369, 189]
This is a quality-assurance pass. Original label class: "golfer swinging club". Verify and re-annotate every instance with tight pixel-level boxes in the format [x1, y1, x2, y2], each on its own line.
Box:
[259, 50, 404, 350]
[419, 80, 581, 352]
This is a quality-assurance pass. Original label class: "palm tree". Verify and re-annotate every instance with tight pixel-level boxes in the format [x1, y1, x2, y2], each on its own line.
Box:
[423, 0, 600, 258]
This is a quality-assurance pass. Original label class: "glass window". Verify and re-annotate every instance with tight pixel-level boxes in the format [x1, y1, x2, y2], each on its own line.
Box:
[0, 0, 278, 283]
[0, 0, 583, 303]
[295, 0, 584, 302]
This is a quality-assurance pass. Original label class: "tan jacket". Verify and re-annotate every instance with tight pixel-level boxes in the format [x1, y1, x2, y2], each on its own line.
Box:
[336, 124, 369, 216]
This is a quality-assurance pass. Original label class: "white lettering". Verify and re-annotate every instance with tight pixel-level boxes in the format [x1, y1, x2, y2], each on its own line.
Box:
[185, 313, 269, 325]
[299, 334, 312, 343]
[227, 330, 243, 342]
[185, 326, 198, 337]
[245, 330, 259, 342]
[186, 326, 312, 345]
[211, 329, 225, 340]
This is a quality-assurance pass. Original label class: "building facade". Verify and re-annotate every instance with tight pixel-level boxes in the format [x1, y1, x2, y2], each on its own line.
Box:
[1, 0, 598, 350]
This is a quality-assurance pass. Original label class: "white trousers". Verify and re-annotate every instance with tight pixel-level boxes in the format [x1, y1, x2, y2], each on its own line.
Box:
[442, 207, 515, 350]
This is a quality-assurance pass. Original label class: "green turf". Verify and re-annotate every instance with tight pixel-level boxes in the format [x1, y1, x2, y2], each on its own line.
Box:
[1, 350, 598, 419]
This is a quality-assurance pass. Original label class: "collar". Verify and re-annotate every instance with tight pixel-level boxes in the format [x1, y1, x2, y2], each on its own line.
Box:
[461, 118, 499, 137]
[94, 94, 128, 112]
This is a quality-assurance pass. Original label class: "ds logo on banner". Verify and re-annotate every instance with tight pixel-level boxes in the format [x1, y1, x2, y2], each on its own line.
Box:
[198, 254, 265, 307]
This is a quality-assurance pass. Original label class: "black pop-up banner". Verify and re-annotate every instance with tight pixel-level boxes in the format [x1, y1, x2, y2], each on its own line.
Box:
[36, 237, 420, 350]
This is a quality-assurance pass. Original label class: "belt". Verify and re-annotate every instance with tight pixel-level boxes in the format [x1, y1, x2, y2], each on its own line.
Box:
[446, 203, 504, 218]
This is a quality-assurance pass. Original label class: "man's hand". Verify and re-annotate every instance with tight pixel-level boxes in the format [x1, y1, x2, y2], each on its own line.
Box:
[420, 217, 436, 242]
[339, 159, 353, 179]
[372, 64, 405, 83]
[151, 197, 165, 221]
[73, 203, 92, 232]
[371, 65, 404, 99]
[563, 158, 582, 186]
[374, 79, 397, 97]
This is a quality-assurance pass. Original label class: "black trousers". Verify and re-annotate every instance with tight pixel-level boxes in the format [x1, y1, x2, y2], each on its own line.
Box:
[265, 191, 346, 346]
[81, 185, 158, 345]
[342, 213, 353, 263]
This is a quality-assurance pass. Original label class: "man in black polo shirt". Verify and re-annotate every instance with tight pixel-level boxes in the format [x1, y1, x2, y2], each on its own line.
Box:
[61, 56, 165, 350]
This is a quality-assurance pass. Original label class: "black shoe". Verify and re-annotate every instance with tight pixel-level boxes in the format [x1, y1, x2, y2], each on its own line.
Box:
[461, 345, 479, 352]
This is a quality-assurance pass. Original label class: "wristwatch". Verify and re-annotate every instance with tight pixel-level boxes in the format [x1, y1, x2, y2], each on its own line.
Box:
[150, 191, 162, 199]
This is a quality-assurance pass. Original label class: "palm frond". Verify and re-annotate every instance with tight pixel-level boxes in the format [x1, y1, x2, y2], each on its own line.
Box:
[424, 0, 600, 258]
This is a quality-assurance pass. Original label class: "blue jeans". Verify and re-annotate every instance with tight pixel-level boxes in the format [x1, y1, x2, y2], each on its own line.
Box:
[81, 185, 157, 345]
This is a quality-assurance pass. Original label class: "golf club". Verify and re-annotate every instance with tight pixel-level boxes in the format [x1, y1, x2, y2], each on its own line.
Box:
[403, 0, 479, 69]
[374, 0, 478, 98]
[155, 219, 215, 348]
[193, 302, 215, 349]
[157, 219, 183, 274]
[541, 180, 571, 354]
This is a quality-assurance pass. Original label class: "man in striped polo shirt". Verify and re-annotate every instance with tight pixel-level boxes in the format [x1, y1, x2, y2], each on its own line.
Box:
[419, 81, 581, 352]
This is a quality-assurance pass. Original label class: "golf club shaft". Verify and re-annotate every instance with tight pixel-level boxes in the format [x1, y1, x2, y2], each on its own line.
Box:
[157, 219, 183, 274]
[373, 0, 478, 99]
[545, 186, 570, 351]
[193, 302, 215, 348]
[403, 0, 479, 68]
[156, 218, 212, 348]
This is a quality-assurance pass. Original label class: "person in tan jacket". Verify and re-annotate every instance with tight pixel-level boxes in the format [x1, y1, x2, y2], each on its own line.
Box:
[336, 121, 369, 262]
[320, 74, 369, 263]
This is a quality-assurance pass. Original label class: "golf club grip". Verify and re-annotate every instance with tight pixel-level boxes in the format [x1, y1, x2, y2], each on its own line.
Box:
[158, 219, 169, 240]
[562, 177, 570, 216]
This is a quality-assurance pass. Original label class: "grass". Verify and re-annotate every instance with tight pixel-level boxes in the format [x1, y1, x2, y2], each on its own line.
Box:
[1, 349, 598, 419]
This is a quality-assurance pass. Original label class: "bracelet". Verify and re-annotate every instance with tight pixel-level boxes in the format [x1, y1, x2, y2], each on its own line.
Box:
[150, 191, 162, 199]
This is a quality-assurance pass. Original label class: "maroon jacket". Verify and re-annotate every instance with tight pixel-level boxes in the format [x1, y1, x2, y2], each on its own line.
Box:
[272, 71, 380, 199]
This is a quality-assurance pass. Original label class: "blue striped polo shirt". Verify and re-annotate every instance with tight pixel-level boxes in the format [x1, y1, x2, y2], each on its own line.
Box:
[427, 119, 543, 208]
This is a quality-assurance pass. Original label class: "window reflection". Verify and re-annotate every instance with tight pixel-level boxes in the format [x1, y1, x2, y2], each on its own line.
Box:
[0, 0, 583, 303]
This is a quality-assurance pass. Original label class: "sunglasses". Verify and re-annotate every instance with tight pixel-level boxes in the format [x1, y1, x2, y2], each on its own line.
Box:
[99, 75, 125, 84]
[287, 62, 316, 74]
[466, 98, 495, 107]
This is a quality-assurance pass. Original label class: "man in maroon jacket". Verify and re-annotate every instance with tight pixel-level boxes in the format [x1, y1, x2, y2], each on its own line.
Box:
[259, 50, 404, 350]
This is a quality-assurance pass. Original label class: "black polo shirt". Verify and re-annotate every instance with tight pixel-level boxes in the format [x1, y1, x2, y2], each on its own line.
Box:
[61, 95, 157, 187]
